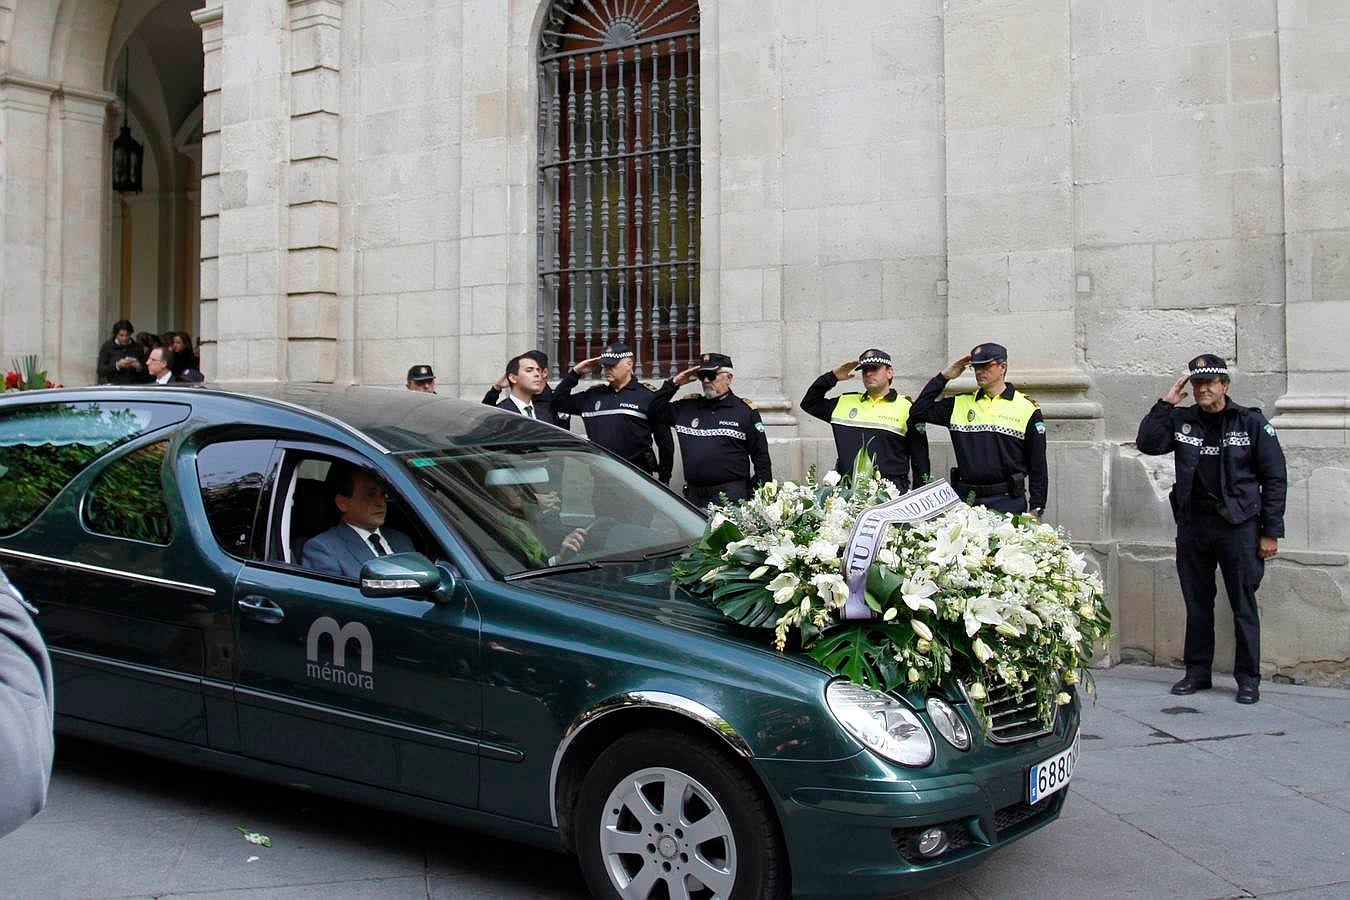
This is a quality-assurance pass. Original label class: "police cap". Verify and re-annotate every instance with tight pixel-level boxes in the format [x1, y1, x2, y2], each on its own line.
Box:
[854, 349, 893, 370]
[407, 364, 436, 382]
[599, 343, 635, 365]
[1187, 353, 1230, 381]
[696, 352, 734, 375]
[969, 343, 1008, 365]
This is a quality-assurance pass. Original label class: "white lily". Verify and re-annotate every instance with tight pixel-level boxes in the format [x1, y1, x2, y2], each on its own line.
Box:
[911, 619, 933, 641]
[900, 575, 939, 614]
[882, 607, 898, 622]
[822, 470, 842, 486]
[972, 637, 996, 662]
[767, 572, 799, 605]
[963, 594, 1004, 636]
[748, 565, 769, 580]
[810, 573, 850, 608]
[927, 521, 968, 565]
[967, 682, 987, 701]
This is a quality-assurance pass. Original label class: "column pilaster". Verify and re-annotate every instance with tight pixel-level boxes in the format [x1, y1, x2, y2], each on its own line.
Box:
[192, 3, 224, 378]
[286, 0, 342, 382]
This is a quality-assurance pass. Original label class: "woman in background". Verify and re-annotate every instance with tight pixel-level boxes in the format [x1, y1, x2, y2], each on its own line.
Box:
[96, 320, 147, 384]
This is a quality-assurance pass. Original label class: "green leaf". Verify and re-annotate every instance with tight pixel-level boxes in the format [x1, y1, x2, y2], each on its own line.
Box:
[809, 625, 891, 690]
[866, 563, 905, 605]
[712, 585, 777, 628]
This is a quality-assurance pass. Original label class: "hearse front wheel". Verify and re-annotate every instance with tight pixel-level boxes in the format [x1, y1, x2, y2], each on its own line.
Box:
[573, 729, 787, 900]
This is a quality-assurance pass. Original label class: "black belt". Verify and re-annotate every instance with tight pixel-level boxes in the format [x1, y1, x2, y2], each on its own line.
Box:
[687, 478, 748, 491]
[952, 468, 1024, 498]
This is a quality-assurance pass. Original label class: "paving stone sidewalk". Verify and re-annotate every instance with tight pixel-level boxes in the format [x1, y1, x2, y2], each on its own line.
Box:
[1, 665, 1346, 899]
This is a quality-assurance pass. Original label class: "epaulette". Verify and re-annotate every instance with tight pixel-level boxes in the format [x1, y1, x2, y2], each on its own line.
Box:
[900, 394, 913, 402]
[641, 382, 658, 392]
[742, 397, 758, 410]
[680, 391, 701, 401]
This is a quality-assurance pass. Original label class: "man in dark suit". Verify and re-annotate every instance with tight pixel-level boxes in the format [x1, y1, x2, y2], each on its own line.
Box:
[301, 467, 415, 579]
[494, 354, 553, 422]
[146, 347, 178, 385]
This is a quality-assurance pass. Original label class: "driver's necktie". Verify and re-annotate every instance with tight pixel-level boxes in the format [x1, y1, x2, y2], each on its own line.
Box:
[368, 533, 387, 556]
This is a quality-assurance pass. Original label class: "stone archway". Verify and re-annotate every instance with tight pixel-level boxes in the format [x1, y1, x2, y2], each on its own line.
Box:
[0, 0, 201, 385]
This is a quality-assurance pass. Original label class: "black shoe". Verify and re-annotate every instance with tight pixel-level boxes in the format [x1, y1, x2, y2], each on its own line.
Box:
[1236, 683, 1260, 704]
[1170, 674, 1213, 695]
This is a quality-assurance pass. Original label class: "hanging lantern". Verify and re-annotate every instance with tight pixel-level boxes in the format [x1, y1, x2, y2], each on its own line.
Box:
[112, 53, 143, 194]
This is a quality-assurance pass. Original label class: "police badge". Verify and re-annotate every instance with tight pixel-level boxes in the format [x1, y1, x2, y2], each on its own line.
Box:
[1182, 423, 1191, 435]
[594, 400, 602, 411]
[691, 417, 699, 428]
[968, 409, 976, 422]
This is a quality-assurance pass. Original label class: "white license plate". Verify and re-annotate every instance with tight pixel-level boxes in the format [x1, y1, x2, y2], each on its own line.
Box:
[1028, 731, 1080, 805]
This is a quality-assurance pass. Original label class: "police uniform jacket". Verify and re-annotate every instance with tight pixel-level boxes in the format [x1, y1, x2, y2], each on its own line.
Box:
[1136, 398, 1287, 537]
[553, 371, 676, 481]
[800, 372, 930, 490]
[911, 374, 1048, 511]
[649, 388, 772, 488]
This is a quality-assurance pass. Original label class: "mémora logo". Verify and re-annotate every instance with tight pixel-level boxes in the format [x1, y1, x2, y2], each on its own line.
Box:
[305, 616, 375, 691]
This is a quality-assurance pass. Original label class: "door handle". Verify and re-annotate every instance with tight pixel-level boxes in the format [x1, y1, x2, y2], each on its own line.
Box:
[237, 595, 285, 625]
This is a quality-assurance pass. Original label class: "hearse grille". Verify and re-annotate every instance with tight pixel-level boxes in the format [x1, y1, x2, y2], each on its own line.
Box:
[966, 679, 1052, 744]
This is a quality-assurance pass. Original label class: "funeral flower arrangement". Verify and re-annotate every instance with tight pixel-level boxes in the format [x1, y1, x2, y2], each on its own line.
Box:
[671, 454, 1111, 729]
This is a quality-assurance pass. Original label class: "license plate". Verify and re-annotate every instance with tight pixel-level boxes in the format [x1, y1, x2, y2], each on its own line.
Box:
[1028, 731, 1080, 805]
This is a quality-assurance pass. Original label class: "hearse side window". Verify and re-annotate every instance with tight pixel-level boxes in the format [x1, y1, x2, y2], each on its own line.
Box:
[83, 441, 174, 545]
[197, 440, 276, 559]
[0, 401, 188, 535]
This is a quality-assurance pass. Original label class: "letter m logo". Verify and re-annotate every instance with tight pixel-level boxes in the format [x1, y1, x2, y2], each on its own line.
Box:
[305, 616, 373, 673]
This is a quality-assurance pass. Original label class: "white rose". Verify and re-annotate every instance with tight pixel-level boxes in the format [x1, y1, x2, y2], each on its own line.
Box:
[1064, 669, 1080, 685]
[822, 470, 842, 486]
[1055, 692, 1072, 706]
[908, 666, 922, 684]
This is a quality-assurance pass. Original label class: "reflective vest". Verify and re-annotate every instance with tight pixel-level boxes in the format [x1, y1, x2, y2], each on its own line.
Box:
[949, 391, 1038, 440]
[830, 393, 914, 436]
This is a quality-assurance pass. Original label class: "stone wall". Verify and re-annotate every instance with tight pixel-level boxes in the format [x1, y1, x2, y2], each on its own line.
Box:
[0, 0, 1347, 681]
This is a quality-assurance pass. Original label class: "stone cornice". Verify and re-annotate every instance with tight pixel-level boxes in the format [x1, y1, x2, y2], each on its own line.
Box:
[941, 369, 1102, 420]
[191, 5, 223, 27]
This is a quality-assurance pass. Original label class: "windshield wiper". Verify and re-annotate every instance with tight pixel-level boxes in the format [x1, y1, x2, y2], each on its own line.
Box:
[642, 542, 691, 560]
[504, 560, 601, 582]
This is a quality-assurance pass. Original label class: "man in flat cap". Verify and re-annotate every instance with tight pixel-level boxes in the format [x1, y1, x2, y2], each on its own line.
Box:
[1136, 354, 1286, 704]
[482, 349, 570, 427]
[800, 349, 929, 491]
[406, 364, 437, 393]
[649, 352, 773, 506]
[910, 343, 1048, 516]
[552, 342, 675, 483]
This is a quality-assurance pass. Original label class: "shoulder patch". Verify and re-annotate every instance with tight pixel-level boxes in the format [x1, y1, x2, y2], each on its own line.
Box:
[913, 422, 925, 433]
[754, 421, 764, 432]
[1034, 420, 1046, 435]
[1263, 422, 1276, 437]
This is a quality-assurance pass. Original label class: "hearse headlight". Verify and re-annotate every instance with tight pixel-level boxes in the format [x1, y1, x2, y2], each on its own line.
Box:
[926, 697, 971, 750]
[826, 681, 933, 766]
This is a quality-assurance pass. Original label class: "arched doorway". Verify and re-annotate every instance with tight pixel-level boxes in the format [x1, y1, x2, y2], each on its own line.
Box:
[106, 0, 204, 357]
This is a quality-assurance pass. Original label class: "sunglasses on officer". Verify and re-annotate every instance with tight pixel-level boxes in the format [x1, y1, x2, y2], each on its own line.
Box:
[697, 370, 725, 381]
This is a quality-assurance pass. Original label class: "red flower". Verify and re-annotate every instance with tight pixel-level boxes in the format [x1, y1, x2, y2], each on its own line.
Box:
[4, 371, 19, 389]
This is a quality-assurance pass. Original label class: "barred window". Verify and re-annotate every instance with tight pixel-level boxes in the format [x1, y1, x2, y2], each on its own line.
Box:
[537, 1, 700, 380]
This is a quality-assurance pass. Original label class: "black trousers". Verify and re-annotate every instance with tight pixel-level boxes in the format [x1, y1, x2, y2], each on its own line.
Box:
[974, 493, 1027, 515]
[685, 479, 751, 507]
[1176, 511, 1264, 684]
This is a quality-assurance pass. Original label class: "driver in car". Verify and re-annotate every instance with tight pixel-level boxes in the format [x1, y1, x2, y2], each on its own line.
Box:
[301, 466, 415, 579]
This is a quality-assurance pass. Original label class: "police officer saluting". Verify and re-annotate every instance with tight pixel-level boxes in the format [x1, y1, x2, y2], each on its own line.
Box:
[801, 349, 930, 491]
[553, 342, 675, 483]
[910, 343, 1047, 516]
[649, 352, 772, 506]
[1136, 354, 1286, 705]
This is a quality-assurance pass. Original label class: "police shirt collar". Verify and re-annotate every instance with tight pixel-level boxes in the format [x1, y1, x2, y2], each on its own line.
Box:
[977, 383, 1016, 402]
[863, 388, 898, 402]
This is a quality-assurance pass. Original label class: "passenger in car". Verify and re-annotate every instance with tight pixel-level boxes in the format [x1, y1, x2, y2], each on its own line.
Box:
[300, 466, 415, 579]
[484, 479, 588, 570]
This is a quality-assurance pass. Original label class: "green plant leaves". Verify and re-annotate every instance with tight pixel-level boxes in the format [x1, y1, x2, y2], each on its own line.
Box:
[810, 625, 902, 691]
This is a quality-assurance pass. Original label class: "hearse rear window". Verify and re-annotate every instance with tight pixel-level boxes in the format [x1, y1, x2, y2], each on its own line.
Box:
[0, 401, 188, 535]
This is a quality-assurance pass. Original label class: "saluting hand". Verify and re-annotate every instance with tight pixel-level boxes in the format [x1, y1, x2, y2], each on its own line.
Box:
[1162, 374, 1189, 405]
[573, 356, 601, 376]
[833, 360, 859, 380]
[493, 372, 510, 391]
[673, 365, 701, 386]
[941, 354, 972, 380]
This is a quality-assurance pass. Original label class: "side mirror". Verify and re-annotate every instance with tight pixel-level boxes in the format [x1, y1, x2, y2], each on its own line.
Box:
[360, 552, 457, 603]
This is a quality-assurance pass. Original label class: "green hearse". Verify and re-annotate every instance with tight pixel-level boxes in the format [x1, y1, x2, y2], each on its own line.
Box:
[0, 385, 1080, 899]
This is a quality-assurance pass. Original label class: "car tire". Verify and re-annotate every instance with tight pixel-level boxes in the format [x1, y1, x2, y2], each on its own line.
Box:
[573, 728, 787, 900]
